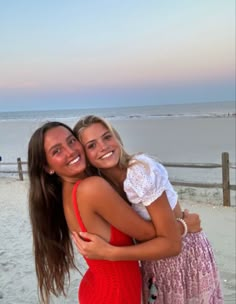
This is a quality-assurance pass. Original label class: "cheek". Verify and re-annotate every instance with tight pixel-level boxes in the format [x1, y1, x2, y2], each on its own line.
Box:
[85, 150, 97, 165]
[47, 155, 63, 169]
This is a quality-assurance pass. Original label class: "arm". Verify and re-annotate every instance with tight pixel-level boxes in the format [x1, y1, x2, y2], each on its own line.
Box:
[76, 180, 182, 260]
[108, 191, 182, 260]
[77, 176, 156, 242]
[72, 209, 201, 260]
[73, 230, 180, 261]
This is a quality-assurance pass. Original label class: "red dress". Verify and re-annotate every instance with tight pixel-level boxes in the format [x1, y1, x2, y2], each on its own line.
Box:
[72, 181, 142, 304]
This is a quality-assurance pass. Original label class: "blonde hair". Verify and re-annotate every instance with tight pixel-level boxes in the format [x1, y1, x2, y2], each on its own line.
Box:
[73, 115, 133, 169]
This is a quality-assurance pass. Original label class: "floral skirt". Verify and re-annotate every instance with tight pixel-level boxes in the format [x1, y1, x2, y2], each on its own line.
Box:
[141, 231, 224, 304]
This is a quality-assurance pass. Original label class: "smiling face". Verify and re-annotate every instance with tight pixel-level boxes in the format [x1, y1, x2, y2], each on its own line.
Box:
[44, 126, 87, 182]
[79, 122, 121, 170]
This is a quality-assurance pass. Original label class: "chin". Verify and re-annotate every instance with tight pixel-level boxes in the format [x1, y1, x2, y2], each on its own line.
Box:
[103, 161, 118, 169]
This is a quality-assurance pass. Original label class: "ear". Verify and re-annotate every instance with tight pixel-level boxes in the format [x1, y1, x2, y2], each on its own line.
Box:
[44, 166, 55, 175]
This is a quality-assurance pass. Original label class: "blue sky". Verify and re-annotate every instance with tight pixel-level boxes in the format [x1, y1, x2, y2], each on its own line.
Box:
[0, 0, 235, 111]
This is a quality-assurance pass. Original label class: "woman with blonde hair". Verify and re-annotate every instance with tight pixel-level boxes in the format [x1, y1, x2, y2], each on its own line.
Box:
[73, 115, 223, 304]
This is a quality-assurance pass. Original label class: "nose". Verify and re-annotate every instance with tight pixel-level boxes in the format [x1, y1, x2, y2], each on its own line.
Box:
[97, 139, 108, 151]
[65, 144, 75, 156]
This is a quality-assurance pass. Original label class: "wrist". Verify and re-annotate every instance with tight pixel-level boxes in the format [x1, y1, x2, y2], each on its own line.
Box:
[108, 245, 119, 261]
[176, 218, 188, 237]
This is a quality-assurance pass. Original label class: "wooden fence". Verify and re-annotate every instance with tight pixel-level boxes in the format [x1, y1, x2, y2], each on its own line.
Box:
[0, 152, 235, 207]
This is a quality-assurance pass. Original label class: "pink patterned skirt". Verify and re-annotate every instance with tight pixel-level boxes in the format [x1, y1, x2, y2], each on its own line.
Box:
[141, 231, 224, 304]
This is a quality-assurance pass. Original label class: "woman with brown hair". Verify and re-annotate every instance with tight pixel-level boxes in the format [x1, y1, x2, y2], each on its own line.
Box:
[28, 121, 183, 303]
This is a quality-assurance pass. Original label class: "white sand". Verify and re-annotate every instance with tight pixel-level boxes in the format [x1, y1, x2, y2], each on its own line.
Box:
[0, 178, 85, 304]
[0, 115, 235, 302]
[0, 178, 235, 303]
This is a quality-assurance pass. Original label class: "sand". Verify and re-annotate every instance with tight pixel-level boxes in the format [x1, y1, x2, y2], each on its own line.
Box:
[0, 178, 235, 303]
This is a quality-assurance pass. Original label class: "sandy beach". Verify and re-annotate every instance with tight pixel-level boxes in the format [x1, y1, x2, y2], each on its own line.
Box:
[0, 177, 235, 303]
[0, 108, 235, 303]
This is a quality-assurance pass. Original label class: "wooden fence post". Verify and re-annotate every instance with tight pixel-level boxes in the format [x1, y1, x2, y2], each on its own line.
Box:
[222, 152, 230, 207]
[17, 157, 24, 181]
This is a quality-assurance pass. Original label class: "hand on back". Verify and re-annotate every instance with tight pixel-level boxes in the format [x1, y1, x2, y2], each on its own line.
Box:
[72, 231, 112, 260]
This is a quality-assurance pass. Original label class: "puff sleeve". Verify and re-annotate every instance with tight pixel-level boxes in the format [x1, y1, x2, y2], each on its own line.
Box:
[124, 154, 177, 209]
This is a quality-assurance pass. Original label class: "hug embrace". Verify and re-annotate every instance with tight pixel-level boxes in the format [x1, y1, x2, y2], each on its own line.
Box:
[28, 115, 223, 303]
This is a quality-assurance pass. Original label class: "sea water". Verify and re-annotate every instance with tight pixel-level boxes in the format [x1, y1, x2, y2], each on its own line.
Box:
[0, 101, 235, 205]
[0, 101, 235, 122]
[0, 101, 235, 183]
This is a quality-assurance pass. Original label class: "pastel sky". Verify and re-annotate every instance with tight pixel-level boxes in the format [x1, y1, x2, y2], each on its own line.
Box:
[0, 0, 235, 111]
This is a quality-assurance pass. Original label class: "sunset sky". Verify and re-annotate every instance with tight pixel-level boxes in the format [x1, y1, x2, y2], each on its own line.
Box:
[0, 0, 235, 111]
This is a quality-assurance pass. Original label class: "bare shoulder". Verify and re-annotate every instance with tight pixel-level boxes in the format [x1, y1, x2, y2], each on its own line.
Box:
[76, 176, 112, 197]
[79, 176, 110, 188]
[75, 176, 117, 212]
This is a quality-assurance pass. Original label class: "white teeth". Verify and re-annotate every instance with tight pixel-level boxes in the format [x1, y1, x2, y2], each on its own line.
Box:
[101, 152, 113, 159]
[69, 156, 80, 165]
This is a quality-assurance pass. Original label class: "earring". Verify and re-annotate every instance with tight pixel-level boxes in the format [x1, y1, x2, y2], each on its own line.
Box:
[97, 169, 102, 176]
[49, 170, 54, 175]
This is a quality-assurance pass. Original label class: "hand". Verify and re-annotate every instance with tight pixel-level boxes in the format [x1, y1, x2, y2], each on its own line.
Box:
[71, 231, 113, 260]
[183, 209, 202, 233]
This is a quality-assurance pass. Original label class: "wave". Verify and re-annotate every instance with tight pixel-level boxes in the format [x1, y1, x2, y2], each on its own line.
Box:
[0, 102, 235, 122]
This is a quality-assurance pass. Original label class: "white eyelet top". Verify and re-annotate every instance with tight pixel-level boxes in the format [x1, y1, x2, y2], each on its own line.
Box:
[123, 154, 178, 220]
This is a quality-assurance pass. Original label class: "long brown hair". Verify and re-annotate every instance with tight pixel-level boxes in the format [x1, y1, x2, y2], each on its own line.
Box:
[28, 121, 77, 303]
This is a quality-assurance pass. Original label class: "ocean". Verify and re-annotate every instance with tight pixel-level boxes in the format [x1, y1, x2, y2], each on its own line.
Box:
[0, 101, 235, 122]
[0, 101, 235, 178]
[0, 101, 235, 204]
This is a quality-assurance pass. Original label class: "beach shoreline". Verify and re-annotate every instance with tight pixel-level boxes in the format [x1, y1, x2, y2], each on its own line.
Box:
[1, 115, 235, 206]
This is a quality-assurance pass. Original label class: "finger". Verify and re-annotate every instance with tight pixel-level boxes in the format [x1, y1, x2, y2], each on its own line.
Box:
[71, 231, 80, 241]
[79, 231, 93, 241]
[183, 209, 189, 218]
[71, 234, 82, 250]
[79, 231, 89, 237]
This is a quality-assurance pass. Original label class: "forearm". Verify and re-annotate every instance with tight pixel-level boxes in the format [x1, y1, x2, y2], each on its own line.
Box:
[134, 220, 156, 241]
[105, 237, 181, 261]
[136, 219, 184, 240]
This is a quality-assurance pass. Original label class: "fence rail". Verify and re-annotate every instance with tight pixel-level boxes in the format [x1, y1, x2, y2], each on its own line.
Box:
[0, 152, 235, 207]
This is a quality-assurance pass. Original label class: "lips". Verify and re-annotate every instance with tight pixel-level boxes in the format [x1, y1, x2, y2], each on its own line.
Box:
[100, 152, 113, 159]
[68, 156, 81, 166]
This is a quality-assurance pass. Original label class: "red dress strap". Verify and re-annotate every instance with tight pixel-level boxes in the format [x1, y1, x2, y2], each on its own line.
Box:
[72, 180, 87, 232]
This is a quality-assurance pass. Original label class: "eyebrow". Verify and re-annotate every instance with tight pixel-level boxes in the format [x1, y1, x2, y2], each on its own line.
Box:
[84, 130, 110, 146]
[48, 143, 61, 154]
[48, 134, 75, 153]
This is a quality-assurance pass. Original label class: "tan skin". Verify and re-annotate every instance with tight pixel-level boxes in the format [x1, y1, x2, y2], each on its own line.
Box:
[44, 126, 182, 261]
[71, 122, 201, 260]
[63, 177, 157, 243]
[81, 123, 184, 217]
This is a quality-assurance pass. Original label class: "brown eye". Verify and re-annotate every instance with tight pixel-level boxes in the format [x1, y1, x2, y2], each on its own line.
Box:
[69, 137, 77, 145]
[87, 143, 96, 150]
[104, 134, 112, 140]
[52, 148, 61, 155]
